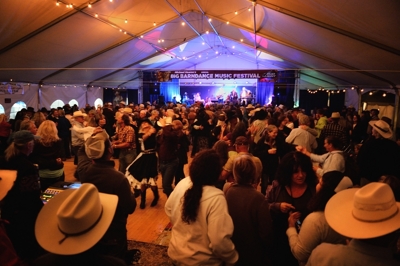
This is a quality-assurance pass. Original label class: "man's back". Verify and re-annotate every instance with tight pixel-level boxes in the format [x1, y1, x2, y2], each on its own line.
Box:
[307, 240, 399, 266]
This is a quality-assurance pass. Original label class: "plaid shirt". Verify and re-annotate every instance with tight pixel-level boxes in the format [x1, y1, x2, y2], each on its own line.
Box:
[320, 123, 348, 148]
[116, 125, 136, 149]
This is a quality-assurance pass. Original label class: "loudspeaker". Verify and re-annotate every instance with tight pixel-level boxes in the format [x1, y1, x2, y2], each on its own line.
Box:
[4, 98, 11, 103]
[158, 95, 165, 105]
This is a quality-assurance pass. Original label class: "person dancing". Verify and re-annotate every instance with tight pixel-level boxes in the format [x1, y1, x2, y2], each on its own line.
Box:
[125, 119, 159, 209]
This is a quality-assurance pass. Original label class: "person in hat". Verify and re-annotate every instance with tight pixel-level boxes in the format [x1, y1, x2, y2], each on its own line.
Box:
[112, 113, 137, 173]
[33, 183, 127, 265]
[0, 130, 44, 261]
[113, 91, 123, 107]
[0, 170, 23, 265]
[357, 119, 400, 185]
[75, 129, 136, 263]
[220, 136, 262, 190]
[319, 112, 348, 148]
[125, 119, 159, 209]
[307, 182, 400, 265]
[71, 111, 87, 166]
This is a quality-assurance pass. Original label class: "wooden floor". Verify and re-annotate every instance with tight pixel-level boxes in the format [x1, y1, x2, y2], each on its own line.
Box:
[63, 157, 190, 243]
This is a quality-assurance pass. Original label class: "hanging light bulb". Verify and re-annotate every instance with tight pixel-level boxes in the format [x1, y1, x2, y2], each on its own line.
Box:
[153, 22, 156, 26]
[208, 18, 212, 22]
[56, 1, 60, 6]
[181, 22, 185, 26]
[125, 19, 128, 23]
[240, 39, 243, 42]
[235, 11, 238, 15]
[95, 13, 98, 17]
[226, 21, 229, 24]
[383, 93, 386, 97]
[206, 30, 209, 34]
[88, 3, 92, 8]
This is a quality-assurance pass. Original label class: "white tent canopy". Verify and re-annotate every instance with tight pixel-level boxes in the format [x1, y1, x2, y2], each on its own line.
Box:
[0, 0, 399, 90]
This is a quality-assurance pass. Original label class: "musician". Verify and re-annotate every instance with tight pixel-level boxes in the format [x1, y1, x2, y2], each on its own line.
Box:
[230, 90, 238, 104]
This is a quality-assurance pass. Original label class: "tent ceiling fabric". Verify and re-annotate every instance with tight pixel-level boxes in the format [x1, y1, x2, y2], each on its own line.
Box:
[0, 0, 399, 90]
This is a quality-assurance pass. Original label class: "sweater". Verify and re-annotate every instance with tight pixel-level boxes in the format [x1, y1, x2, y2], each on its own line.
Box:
[165, 177, 238, 266]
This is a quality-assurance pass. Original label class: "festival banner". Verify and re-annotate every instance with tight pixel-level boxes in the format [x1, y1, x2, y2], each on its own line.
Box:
[0, 83, 25, 95]
[156, 70, 278, 82]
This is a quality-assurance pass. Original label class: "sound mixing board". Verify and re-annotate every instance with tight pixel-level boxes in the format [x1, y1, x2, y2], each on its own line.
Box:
[40, 182, 81, 204]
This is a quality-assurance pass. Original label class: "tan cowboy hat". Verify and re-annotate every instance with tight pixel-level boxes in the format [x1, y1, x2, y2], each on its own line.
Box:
[325, 182, 400, 239]
[0, 170, 17, 200]
[35, 183, 118, 255]
[73, 111, 87, 117]
[369, 119, 392, 139]
[246, 104, 255, 109]
[123, 107, 133, 114]
[330, 112, 340, 119]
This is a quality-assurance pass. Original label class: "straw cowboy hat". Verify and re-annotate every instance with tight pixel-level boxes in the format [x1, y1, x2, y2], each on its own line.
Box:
[330, 112, 340, 119]
[369, 119, 392, 139]
[72, 111, 87, 117]
[325, 182, 400, 239]
[246, 104, 255, 109]
[0, 170, 17, 200]
[35, 183, 118, 255]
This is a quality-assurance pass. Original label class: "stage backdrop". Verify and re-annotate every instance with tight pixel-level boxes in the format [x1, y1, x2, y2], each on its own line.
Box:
[180, 85, 256, 105]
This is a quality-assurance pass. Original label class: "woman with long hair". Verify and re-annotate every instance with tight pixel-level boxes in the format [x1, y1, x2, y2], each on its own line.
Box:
[31, 111, 46, 129]
[212, 140, 229, 189]
[266, 151, 317, 266]
[165, 149, 238, 265]
[286, 171, 350, 265]
[0, 113, 12, 153]
[31, 120, 64, 191]
[253, 124, 279, 195]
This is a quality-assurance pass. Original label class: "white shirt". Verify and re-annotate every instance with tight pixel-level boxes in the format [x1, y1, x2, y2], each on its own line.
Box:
[165, 177, 238, 266]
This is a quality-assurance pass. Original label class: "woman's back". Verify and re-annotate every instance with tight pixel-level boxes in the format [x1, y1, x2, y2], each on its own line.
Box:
[165, 177, 237, 266]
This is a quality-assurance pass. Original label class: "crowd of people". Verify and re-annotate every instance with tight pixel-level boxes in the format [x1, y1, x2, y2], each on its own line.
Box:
[0, 99, 400, 265]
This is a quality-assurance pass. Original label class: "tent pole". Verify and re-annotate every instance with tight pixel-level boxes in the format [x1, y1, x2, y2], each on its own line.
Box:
[393, 88, 399, 138]
[357, 88, 362, 115]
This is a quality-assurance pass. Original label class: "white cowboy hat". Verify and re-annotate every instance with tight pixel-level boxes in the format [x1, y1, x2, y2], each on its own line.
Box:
[0, 170, 17, 200]
[72, 111, 87, 117]
[325, 182, 400, 239]
[85, 131, 109, 159]
[369, 119, 392, 139]
[35, 183, 118, 255]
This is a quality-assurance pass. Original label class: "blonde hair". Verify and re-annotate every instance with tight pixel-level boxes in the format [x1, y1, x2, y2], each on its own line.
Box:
[36, 120, 60, 146]
[31, 112, 46, 128]
[86, 117, 97, 127]
[5, 142, 27, 161]
[0, 114, 7, 123]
